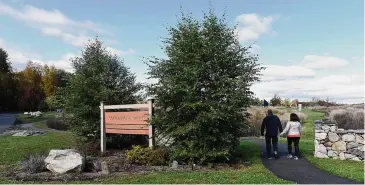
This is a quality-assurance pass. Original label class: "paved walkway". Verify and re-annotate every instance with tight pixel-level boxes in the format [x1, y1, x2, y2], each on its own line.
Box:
[243, 138, 361, 184]
[0, 114, 15, 133]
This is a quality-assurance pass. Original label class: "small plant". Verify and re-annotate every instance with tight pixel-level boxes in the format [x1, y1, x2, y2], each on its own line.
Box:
[126, 145, 168, 166]
[19, 154, 47, 174]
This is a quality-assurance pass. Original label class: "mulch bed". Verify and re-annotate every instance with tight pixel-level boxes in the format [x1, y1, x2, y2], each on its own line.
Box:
[5, 150, 252, 182]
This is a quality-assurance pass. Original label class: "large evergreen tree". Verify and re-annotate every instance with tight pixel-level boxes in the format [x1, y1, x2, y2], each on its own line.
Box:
[146, 10, 263, 164]
[63, 38, 142, 140]
[0, 48, 17, 111]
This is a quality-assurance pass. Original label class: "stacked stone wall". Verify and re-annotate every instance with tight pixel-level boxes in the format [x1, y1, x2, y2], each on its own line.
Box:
[314, 120, 364, 161]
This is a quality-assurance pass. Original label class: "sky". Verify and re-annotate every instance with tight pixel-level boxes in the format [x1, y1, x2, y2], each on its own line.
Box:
[0, 0, 364, 104]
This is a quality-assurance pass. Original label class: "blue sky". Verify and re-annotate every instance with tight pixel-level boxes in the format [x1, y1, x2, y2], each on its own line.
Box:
[0, 0, 363, 103]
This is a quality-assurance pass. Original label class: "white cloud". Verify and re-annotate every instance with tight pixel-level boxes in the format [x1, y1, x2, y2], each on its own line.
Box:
[0, 2, 127, 53]
[253, 69, 364, 104]
[301, 55, 349, 69]
[106, 47, 136, 56]
[1, 38, 74, 72]
[235, 13, 275, 43]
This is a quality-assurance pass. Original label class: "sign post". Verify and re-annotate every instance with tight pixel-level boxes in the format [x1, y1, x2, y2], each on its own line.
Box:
[100, 101, 106, 153]
[147, 97, 155, 148]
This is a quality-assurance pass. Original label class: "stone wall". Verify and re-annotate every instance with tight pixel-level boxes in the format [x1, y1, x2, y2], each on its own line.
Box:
[314, 120, 364, 161]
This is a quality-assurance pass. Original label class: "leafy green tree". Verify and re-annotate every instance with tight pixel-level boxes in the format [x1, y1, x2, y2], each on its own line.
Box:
[62, 38, 142, 141]
[270, 94, 281, 106]
[146, 9, 263, 165]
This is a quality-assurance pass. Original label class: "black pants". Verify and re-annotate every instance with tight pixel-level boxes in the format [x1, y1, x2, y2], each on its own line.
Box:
[287, 137, 300, 157]
[265, 136, 278, 157]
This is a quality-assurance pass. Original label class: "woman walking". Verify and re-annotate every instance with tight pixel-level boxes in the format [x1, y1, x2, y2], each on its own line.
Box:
[280, 113, 302, 160]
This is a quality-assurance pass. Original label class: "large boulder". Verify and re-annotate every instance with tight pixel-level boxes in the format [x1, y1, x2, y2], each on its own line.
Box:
[342, 134, 355, 142]
[339, 152, 345, 160]
[314, 152, 328, 158]
[315, 133, 327, 140]
[44, 149, 85, 174]
[318, 144, 327, 154]
[324, 142, 333, 147]
[332, 141, 346, 151]
[356, 135, 364, 144]
[347, 142, 359, 149]
[344, 153, 356, 159]
[328, 132, 339, 142]
[327, 150, 338, 157]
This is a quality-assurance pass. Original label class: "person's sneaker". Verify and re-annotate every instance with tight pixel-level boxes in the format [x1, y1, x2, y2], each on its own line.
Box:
[287, 154, 293, 159]
[293, 156, 299, 160]
[274, 151, 279, 159]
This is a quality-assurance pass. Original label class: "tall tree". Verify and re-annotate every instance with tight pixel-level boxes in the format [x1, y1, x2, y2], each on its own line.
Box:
[270, 94, 281, 106]
[42, 65, 57, 97]
[62, 38, 142, 140]
[146, 9, 263, 165]
[0, 48, 12, 73]
[0, 48, 17, 111]
[18, 61, 45, 111]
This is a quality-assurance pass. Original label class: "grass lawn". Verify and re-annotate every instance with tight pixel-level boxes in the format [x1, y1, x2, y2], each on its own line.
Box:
[0, 132, 76, 166]
[282, 109, 364, 183]
[14, 112, 56, 124]
[33, 121, 48, 129]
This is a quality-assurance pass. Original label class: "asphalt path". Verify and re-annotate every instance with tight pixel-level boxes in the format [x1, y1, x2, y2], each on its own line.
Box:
[242, 138, 361, 184]
[0, 113, 16, 133]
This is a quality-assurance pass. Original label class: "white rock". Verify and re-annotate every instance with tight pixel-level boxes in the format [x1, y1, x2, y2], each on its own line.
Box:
[328, 132, 339, 142]
[172, 160, 178, 169]
[328, 150, 338, 157]
[23, 112, 29, 115]
[358, 145, 364, 152]
[44, 149, 85, 174]
[324, 142, 333, 147]
[342, 134, 355, 142]
[332, 141, 346, 151]
[315, 133, 327, 140]
[344, 153, 356, 159]
[315, 152, 329, 158]
[339, 152, 345, 160]
[330, 126, 337, 132]
[314, 140, 320, 150]
[356, 135, 364, 144]
[318, 144, 327, 154]
[322, 125, 330, 130]
[12, 131, 31, 136]
[347, 142, 359, 149]
[351, 157, 361, 161]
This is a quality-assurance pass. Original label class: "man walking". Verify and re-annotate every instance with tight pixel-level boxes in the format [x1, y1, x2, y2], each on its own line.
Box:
[261, 109, 283, 159]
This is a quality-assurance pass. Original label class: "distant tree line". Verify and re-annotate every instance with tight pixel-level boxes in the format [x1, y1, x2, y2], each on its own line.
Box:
[0, 48, 71, 112]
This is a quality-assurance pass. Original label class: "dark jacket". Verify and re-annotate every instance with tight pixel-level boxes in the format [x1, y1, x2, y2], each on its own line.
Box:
[261, 115, 283, 137]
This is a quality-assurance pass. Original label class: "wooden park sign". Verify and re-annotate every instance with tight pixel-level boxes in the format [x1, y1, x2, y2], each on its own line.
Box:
[100, 98, 155, 152]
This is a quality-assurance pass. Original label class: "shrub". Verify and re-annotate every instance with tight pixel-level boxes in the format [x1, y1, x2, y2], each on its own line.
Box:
[19, 154, 47, 174]
[46, 118, 69, 131]
[270, 94, 281, 106]
[126, 145, 168, 166]
[329, 108, 364, 129]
